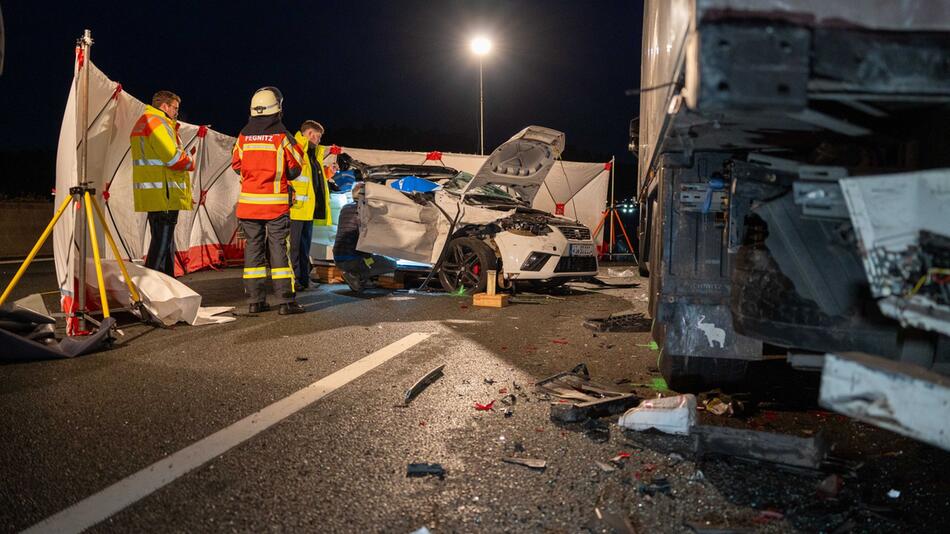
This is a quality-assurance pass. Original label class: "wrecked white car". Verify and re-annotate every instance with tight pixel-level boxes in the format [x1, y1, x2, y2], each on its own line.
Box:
[356, 126, 599, 293]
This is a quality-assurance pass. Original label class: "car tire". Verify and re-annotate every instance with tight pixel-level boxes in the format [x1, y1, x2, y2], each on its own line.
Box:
[438, 237, 497, 294]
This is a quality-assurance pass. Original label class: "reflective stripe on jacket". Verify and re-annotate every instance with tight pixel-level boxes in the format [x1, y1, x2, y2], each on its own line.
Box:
[232, 132, 303, 220]
[290, 132, 332, 224]
[130, 105, 195, 212]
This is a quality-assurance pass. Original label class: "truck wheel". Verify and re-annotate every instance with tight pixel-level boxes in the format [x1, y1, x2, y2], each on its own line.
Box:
[438, 237, 496, 294]
[659, 352, 750, 392]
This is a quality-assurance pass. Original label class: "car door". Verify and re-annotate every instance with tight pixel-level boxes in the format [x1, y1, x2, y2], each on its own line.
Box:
[356, 182, 447, 264]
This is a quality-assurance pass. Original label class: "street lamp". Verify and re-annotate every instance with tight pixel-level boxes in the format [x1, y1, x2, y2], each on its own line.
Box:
[470, 36, 492, 155]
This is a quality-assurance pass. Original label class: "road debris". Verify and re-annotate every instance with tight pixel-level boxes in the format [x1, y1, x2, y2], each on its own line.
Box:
[409, 528, 431, 534]
[687, 470, 705, 483]
[617, 394, 696, 435]
[693, 425, 829, 470]
[698, 391, 748, 417]
[537, 363, 638, 423]
[552, 338, 569, 345]
[406, 463, 445, 479]
[817, 474, 844, 499]
[887, 489, 901, 499]
[402, 364, 445, 406]
[583, 312, 650, 332]
[595, 461, 617, 473]
[502, 457, 547, 470]
[500, 394, 517, 406]
[483, 377, 495, 385]
[295, 356, 309, 362]
[610, 452, 632, 465]
[474, 400, 495, 411]
[753, 510, 784, 524]
[503, 407, 513, 418]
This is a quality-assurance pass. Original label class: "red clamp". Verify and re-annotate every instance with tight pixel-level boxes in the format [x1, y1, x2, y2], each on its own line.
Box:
[102, 182, 111, 202]
[75, 47, 84, 68]
[197, 125, 209, 138]
[329, 144, 343, 155]
[112, 83, 123, 100]
[604, 161, 613, 171]
[426, 150, 443, 161]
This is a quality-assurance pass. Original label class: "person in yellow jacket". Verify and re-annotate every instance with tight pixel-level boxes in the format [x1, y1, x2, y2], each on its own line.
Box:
[289, 120, 333, 291]
[129, 90, 195, 276]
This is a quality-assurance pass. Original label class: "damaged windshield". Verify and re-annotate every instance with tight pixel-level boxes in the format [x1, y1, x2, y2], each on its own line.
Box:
[443, 172, 525, 205]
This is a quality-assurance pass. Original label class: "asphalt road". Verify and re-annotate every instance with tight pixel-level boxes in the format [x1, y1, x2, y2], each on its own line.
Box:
[1, 265, 948, 533]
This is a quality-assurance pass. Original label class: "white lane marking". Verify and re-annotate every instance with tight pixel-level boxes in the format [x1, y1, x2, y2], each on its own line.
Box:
[24, 332, 433, 534]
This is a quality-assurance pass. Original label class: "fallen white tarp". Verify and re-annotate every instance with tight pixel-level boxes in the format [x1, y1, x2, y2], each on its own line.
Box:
[90, 260, 234, 327]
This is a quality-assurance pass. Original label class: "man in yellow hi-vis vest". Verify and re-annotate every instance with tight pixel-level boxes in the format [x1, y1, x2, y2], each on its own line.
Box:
[290, 120, 332, 291]
[129, 90, 195, 276]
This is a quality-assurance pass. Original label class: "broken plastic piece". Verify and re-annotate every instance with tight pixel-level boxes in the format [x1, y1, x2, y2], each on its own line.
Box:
[539, 363, 638, 422]
[610, 452, 632, 464]
[474, 400, 495, 411]
[887, 489, 900, 499]
[503, 407, 513, 418]
[403, 364, 445, 405]
[502, 457, 547, 470]
[617, 394, 697, 435]
[406, 463, 445, 479]
[595, 461, 617, 473]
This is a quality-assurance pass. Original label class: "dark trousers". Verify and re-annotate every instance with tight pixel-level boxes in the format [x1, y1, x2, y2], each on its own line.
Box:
[240, 214, 294, 305]
[337, 254, 398, 282]
[289, 219, 314, 290]
[145, 210, 179, 276]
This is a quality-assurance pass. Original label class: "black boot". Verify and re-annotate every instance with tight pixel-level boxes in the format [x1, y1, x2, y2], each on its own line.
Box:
[248, 302, 270, 314]
[279, 302, 306, 315]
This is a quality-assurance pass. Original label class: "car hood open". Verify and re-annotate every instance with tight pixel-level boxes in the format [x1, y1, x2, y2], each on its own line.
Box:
[461, 126, 565, 205]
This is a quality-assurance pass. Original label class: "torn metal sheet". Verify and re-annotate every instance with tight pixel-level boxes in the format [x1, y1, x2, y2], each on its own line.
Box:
[502, 457, 547, 470]
[839, 170, 950, 336]
[820, 352, 950, 452]
[402, 364, 445, 406]
[0, 303, 115, 362]
[693, 425, 828, 470]
[537, 364, 638, 422]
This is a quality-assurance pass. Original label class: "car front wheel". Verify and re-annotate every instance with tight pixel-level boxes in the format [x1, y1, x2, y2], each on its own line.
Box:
[438, 237, 496, 294]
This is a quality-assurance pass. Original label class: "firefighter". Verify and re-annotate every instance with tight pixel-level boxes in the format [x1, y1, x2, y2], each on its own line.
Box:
[289, 120, 331, 292]
[130, 90, 195, 276]
[332, 183, 397, 293]
[231, 87, 306, 315]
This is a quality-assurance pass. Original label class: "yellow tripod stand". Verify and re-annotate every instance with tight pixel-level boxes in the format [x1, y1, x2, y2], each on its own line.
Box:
[0, 184, 143, 331]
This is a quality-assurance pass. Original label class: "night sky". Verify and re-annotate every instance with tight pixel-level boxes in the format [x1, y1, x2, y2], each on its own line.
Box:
[0, 0, 644, 199]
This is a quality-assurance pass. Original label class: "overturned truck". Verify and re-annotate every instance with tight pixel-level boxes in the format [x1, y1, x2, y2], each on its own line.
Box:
[634, 0, 950, 391]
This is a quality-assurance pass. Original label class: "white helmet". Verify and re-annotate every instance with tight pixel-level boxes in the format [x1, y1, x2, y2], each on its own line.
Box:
[250, 86, 283, 116]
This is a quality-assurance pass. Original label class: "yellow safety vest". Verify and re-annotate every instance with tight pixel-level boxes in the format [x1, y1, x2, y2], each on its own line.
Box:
[290, 132, 332, 225]
[129, 105, 194, 212]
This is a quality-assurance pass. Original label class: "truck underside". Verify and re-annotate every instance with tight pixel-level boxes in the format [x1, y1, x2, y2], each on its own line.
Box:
[636, 6, 950, 390]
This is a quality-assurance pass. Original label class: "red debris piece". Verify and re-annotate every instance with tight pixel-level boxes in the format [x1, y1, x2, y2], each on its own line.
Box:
[535, 427, 545, 432]
[643, 463, 656, 471]
[611, 452, 631, 462]
[460, 305, 469, 309]
[419, 421, 427, 427]
[474, 400, 495, 411]
[552, 338, 569, 345]
[498, 388, 508, 394]
[500, 346, 507, 351]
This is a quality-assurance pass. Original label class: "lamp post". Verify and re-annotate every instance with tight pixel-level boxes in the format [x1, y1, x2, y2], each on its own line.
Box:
[470, 36, 492, 155]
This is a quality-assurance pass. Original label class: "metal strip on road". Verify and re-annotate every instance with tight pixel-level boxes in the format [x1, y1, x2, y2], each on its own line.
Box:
[23, 332, 433, 534]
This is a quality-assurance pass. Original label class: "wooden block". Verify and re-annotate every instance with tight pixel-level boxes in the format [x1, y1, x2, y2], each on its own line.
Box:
[376, 275, 404, 289]
[313, 265, 345, 284]
[473, 292, 509, 308]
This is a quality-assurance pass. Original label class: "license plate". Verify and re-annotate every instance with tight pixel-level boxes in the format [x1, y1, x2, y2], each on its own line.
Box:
[569, 244, 595, 257]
